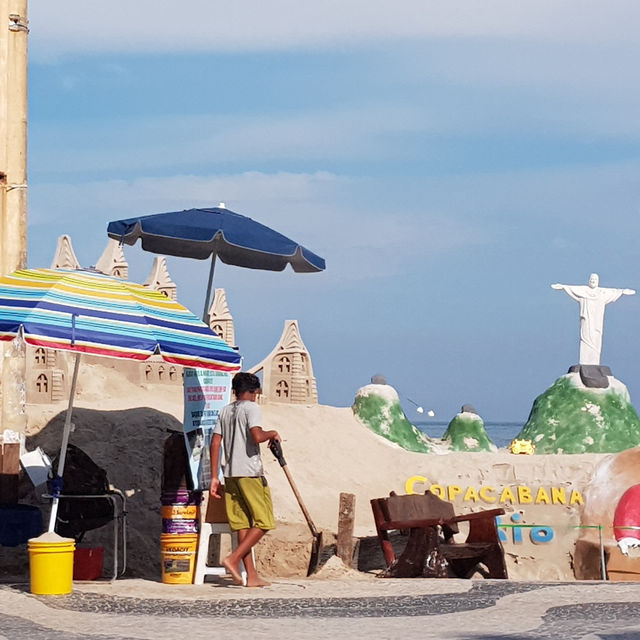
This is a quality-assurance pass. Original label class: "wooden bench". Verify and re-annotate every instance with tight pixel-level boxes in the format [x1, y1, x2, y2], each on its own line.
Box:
[370, 491, 508, 579]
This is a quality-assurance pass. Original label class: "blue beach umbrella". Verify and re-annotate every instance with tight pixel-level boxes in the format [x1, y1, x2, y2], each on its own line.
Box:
[0, 267, 242, 532]
[107, 206, 326, 321]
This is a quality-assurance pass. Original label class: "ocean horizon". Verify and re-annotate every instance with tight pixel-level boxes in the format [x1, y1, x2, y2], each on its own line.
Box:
[415, 421, 524, 448]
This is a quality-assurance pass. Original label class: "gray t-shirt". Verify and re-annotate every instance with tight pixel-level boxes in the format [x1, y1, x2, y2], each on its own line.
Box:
[213, 400, 263, 477]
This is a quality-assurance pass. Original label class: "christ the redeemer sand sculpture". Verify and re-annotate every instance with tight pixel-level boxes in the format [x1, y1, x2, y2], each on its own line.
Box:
[551, 273, 635, 366]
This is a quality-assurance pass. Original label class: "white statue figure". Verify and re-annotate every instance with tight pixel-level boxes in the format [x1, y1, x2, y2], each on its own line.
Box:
[551, 273, 635, 365]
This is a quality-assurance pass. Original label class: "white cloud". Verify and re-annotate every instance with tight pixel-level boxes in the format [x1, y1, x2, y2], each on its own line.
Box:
[30, 1, 640, 60]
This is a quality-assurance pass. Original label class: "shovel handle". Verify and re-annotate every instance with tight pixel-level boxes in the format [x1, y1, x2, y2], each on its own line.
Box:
[269, 440, 320, 539]
[269, 439, 286, 467]
[282, 465, 320, 539]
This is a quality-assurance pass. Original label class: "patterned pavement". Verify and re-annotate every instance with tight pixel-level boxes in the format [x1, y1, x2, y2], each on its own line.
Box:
[1, 580, 640, 639]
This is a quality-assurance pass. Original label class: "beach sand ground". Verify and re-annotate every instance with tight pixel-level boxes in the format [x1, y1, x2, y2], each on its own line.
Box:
[8, 361, 624, 582]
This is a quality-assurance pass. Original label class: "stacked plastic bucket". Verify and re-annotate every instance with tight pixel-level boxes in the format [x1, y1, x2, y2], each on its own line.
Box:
[160, 489, 202, 584]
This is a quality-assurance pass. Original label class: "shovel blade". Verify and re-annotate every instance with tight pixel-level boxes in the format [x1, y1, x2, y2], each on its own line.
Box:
[307, 531, 323, 576]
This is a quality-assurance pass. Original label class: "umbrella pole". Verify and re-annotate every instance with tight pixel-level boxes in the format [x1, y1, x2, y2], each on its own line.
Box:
[202, 253, 217, 324]
[48, 352, 82, 533]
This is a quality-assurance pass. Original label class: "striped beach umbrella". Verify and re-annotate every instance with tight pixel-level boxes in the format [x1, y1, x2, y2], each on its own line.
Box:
[0, 268, 241, 531]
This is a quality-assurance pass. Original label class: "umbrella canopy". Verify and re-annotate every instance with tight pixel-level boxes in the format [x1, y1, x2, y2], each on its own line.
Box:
[0, 268, 241, 371]
[0, 268, 241, 533]
[107, 206, 326, 321]
[107, 206, 326, 272]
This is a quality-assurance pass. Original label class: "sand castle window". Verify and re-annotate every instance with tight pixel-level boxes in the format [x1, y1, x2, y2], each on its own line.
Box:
[275, 380, 289, 399]
[169, 366, 177, 381]
[158, 366, 165, 380]
[212, 324, 224, 338]
[306, 379, 310, 396]
[36, 373, 48, 393]
[278, 356, 291, 373]
[145, 365, 152, 381]
[113, 268, 121, 277]
[34, 348, 46, 365]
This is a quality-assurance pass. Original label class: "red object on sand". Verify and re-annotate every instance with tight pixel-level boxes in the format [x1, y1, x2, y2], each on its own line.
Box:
[613, 484, 640, 542]
[73, 547, 104, 580]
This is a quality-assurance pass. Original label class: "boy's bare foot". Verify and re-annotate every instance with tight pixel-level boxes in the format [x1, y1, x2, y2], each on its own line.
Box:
[246, 576, 271, 588]
[222, 557, 244, 586]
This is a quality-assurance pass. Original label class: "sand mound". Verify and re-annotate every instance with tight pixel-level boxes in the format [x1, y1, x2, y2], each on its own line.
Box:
[13, 361, 606, 581]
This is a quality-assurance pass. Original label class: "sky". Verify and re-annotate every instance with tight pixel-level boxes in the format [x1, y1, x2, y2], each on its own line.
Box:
[25, 1, 640, 422]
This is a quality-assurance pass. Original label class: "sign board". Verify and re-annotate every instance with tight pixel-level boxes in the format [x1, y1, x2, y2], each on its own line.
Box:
[183, 368, 232, 490]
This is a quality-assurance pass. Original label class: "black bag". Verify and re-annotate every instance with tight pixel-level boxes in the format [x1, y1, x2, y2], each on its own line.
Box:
[49, 444, 114, 541]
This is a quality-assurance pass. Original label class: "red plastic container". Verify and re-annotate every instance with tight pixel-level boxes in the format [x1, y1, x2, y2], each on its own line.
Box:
[73, 546, 104, 580]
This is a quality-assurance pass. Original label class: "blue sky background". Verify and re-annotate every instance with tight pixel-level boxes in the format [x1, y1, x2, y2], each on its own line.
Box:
[25, 1, 640, 422]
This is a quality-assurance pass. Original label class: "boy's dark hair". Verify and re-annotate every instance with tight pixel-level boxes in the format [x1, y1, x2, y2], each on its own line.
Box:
[232, 372, 261, 395]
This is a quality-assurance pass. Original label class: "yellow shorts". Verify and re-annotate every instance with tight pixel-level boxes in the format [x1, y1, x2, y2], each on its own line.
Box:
[224, 476, 275, 531]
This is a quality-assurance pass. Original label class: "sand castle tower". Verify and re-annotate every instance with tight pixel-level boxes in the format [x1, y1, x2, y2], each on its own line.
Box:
[27, 235, 78, 404]
[50, 235, 81, 270]
[95, 238, 129, 279]
[143, 257, 177, 300]
[26, 346, 67, 404]
[248, 320, 318, 404]
[208, 288, 236, 348]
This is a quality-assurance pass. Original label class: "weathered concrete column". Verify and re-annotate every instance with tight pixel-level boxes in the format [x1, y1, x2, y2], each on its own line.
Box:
[0, 0, 9, 244]
[4, 0, 28, 273]
[0, 0, 28, 439]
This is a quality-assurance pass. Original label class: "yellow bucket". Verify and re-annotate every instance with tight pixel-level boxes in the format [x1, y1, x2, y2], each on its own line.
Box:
[28, 532, 75, 595]
[160, 533, 198, 584]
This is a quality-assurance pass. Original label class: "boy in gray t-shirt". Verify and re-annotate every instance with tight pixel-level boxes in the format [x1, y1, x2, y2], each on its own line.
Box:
[210, 372, 280, 587]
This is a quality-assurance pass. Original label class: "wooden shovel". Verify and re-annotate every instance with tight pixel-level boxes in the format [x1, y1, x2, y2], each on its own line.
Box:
[269, 439, 323, 575]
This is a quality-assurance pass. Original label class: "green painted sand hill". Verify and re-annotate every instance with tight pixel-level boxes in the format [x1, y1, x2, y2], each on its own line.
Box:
[352, 384, 431, 453]
[516, 373, 640, 454]
[442, 412, 497, 452]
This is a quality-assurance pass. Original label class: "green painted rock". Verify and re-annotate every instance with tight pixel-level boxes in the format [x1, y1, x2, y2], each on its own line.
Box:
[352, 384, 431, 453]
[442, 411, 497, 452]
[516, 373, 640, 454]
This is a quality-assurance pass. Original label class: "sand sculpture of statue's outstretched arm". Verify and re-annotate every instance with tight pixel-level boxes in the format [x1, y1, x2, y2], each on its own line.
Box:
[551, 273, 635, 365]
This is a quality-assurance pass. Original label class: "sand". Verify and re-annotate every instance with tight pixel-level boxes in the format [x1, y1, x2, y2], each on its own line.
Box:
[12, 359, 610, 582]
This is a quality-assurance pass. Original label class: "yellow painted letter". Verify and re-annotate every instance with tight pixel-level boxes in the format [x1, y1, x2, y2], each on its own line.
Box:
[570, 490, 584, 505]
[499, 487, 516, 504]
[517, 486, 533, 504]
[448, 485, 463, 501]
[479, 486, 496, 503]
[551, 487, 567, 505]
[464, 486, 479, 502]
[535, 487, 551, 504]
[405, 475, 428, 495]
[430, 484, 445, 499]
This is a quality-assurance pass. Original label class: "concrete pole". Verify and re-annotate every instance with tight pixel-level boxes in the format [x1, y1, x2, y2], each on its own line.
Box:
[4, 0, 28, 273]
[0, 0, 9, 249]
[0, 1, 28, 440]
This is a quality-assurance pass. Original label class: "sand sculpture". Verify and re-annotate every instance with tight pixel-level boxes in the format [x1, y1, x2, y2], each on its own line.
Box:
[207, 288, 236, 349]
[442, 404, 496, 452]
[552, 273, 635, 366]
[95, 238, 129, 279]
[26, 238, 185, 404]
[248, 320, 318, 404]
[28, 238, 318, 407]
[50, 235, 81, 270]
[143, 257, 177, 300]
[515, 274, 640, 454]
[352, 383, 431, 453]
